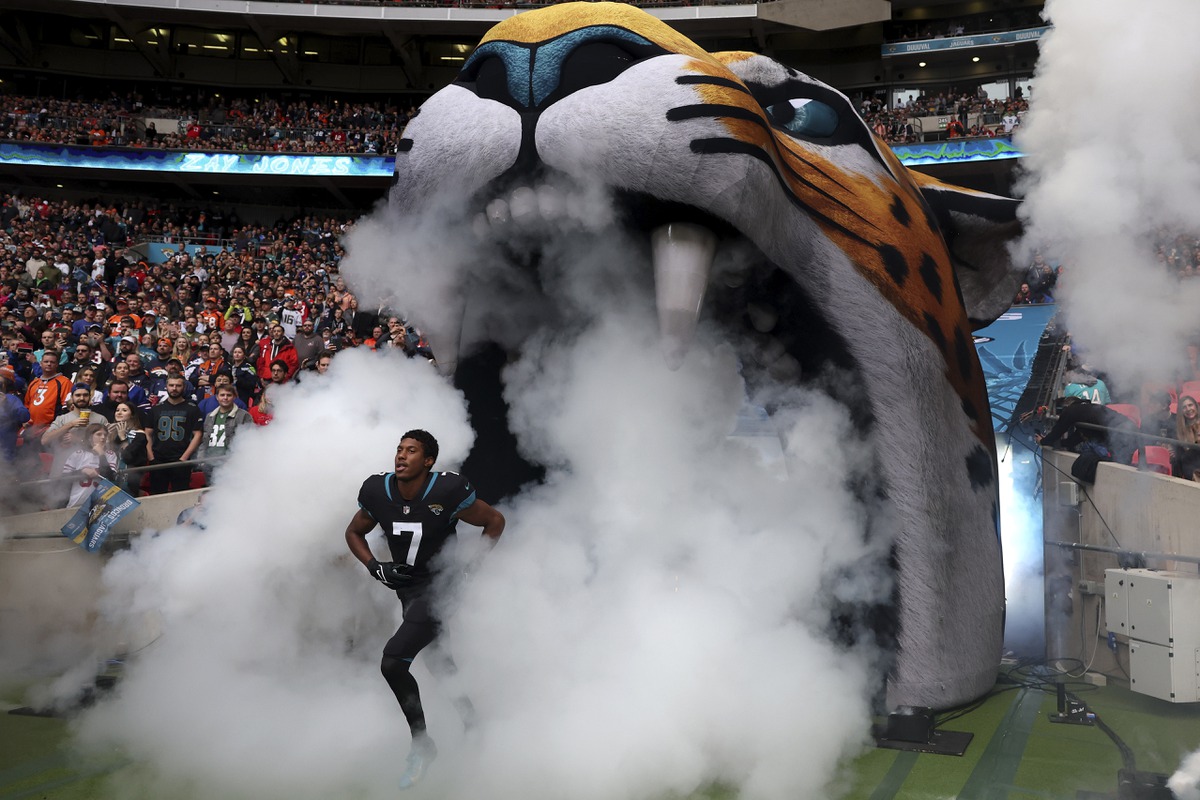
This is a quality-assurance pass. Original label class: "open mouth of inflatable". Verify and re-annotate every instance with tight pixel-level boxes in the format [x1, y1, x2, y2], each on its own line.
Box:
[465, 172, 868, 417]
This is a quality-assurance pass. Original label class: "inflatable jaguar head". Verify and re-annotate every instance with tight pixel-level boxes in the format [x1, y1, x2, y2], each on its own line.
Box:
[389, 2, 1023, 710]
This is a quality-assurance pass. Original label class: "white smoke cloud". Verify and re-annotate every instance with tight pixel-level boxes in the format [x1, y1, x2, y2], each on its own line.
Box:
[63, 184, 887, 800]
[1171, 747, 1200, 800]
[1021, 0, 1200, 789]
[1016, 0, 1200, 388]
[72, 350, 476, 798]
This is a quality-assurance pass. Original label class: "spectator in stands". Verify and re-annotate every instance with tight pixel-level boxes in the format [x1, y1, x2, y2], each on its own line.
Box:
[24, 351, 73, 439]
[111, 334, 138, 365]
[227, 345, 261, 405]
[93, 378, 131, 419]
[250, 358, 290, 424]
[1013, 282, 1033, 304]
[1035, 397, 1139, 465]
[43, 383, 111, 499]
[0, 373, 30, 461]
[1142, 392, 1175, 447]
[105, 362, 151, 413]
[314, 350, 334, 376]
[292, 317, 323, 370]
[197, 374, 247, 414]
[61, 424, 118, 508]
[256, 323, 298, 380]
[109, 401, 149, 495]
[145, 375, 203, 495]
[186, 342, 230, 403]
[63, 340, 97, 382]
[198, 385, 252, 482]
[147, 336, 175, 371]
[74, 365, 104, 405]
[218, 317, 241, 352]
[236, 326, 258, 356]
[149, 358, 196, 405]
[1173, 395, 1200, 479]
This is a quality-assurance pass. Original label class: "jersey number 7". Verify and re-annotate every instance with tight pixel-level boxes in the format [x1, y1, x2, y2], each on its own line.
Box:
[390, 522, 423, 566]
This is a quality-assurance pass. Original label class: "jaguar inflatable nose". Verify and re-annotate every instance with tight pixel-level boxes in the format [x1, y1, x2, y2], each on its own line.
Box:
[459, 25, 664, 112]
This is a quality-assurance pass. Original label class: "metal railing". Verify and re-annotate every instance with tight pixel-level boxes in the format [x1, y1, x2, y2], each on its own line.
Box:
[1045, 539, 1200, 568]
[11, 452, 227, 490]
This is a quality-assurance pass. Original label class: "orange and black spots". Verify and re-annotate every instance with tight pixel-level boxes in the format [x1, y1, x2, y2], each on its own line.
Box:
[879, 245, 908, 285]
[918, 254, 942, 304]
[965, 445, 994, 489]
[670, 61, 991, 447]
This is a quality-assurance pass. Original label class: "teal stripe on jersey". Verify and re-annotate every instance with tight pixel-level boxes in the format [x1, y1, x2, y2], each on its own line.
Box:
[421, 472, 440, 500]
[385, 473, 394, 502]
[454, 491, 476, 515]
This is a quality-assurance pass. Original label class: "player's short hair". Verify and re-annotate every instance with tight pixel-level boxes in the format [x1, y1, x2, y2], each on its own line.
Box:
[401, 429, 438, 464]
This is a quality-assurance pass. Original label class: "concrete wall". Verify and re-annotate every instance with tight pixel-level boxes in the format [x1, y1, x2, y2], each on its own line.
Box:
[1041, 451, 1200, 677]
[0, 490, 204, 678]
[759, 0, 891, 32]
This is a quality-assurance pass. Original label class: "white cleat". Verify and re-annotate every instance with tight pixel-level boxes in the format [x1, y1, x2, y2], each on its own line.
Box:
[398, 735, 438, 790]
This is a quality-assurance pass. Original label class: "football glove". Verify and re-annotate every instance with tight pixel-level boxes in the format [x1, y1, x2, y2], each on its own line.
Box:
[366, 558, 415, 589]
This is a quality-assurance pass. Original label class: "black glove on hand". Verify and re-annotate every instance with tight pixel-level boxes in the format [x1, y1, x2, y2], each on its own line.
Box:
[367, 558, 414, 589]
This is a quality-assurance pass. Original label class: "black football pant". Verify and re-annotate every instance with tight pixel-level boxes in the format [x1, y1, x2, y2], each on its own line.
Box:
[380, 588, 476, 738]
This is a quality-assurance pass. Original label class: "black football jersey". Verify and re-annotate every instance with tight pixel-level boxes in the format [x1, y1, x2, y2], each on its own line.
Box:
[357, 471, 477, 574]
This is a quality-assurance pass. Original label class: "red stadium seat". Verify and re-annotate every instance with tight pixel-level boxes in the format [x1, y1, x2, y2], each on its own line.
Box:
[1106, 403, 1141, 428]
[1132, 446, 1173, 476]
[39, 452, 53, 475]
[1180, 381, 1200, 408]
[189, 471, 207, 490]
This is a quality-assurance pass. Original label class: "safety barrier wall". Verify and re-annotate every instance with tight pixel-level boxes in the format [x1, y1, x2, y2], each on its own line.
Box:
[0, 489, 205, 676]
[1042, 451, 1200, 677]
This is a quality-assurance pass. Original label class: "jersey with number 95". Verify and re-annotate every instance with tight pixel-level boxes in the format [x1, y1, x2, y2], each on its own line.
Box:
[356, 471, 477, 578]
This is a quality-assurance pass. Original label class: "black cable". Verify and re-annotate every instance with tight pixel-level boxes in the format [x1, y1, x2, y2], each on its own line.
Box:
[1012, 661, 1140, 773]
[1092, 712, 1137, 773]
[934, 659, 1097, 729]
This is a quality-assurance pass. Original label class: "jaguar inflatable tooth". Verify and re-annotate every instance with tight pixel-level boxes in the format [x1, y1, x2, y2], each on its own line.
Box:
[390, 2, 1024, 709]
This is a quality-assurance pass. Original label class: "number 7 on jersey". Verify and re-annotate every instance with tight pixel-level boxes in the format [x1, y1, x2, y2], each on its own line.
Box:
[390, 522, 424, 566]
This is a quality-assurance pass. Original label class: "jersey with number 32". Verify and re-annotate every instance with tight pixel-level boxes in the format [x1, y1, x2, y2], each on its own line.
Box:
[357, 471, 476, 576]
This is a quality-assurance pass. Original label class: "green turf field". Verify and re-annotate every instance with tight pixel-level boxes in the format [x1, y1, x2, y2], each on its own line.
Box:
[4, 665, 1198, 800]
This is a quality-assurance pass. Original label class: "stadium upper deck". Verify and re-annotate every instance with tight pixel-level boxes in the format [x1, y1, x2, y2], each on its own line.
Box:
[0, 0, 1043, 98]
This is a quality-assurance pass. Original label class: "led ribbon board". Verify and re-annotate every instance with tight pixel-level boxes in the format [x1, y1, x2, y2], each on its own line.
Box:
[0, 143, 395, 177]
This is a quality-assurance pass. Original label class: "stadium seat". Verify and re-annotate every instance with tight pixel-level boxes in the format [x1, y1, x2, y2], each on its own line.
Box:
[38, 452, 53, 475]
[189, 471, 207, 490]
[1132, 446, 1173, 476]
[1180, 381, 1200, 406]
[1106, 403, 1141, 428]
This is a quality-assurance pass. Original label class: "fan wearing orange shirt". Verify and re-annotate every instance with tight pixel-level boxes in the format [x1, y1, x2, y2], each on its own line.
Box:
[25, 351, 73, 432]
[198, 297, 224, 333]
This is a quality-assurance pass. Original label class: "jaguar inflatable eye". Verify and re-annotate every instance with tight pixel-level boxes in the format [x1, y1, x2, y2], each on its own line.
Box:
[765, 98, 839, 138]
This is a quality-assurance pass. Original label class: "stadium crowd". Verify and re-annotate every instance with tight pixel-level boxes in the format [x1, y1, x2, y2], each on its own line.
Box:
[858, 91, 1028, 144]
[884, 6, 1045, 42]
[1, 78, 1031, 152]
[0, 191, 429, 510]
[1021, 238, 1200, 483]
[0, 90, 416, 155]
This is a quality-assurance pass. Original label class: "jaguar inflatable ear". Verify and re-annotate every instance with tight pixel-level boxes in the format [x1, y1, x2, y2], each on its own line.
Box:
[910, 171, 1025, 329]
[394, 1, 1018, 712]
